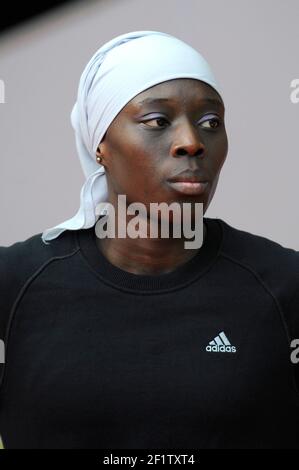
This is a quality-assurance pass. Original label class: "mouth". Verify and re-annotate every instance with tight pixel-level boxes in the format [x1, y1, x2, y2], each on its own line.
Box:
[166, 171, 209, 196]
[166, 180, 209, 195]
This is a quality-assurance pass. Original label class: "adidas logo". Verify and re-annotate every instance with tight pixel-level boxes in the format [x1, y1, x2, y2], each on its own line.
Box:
[206, 331, 237, 353]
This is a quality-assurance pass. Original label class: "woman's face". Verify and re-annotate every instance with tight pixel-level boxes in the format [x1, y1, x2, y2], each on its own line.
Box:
[97, 78, 228, 219]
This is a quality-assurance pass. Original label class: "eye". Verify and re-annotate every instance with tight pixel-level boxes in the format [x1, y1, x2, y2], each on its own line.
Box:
[142, 113, 222, 129]
[142, 116, 169, 128]
[199, 114, 221, 129]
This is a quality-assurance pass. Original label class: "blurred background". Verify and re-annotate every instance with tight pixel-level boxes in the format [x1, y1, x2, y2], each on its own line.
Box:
[0, 0, 298, 248]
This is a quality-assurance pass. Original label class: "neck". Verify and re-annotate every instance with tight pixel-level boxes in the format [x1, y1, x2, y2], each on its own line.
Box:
[95, 214, 207, 276]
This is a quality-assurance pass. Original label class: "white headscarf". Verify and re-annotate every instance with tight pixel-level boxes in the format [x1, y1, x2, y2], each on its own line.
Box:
[41, 30, 223, 244]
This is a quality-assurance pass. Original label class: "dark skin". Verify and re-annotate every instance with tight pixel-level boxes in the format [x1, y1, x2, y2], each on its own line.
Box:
[95, 78, 228, 275]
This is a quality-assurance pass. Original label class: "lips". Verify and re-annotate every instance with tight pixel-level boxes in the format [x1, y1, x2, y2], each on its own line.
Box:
[167, 169, 208, 183]
[167, 180, 208, 195]
[168, 177, 206, 183]
[166, 171, 209, 195]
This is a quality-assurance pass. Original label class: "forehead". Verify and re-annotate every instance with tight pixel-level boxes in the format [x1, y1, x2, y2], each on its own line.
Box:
[126, 78, 224, 110]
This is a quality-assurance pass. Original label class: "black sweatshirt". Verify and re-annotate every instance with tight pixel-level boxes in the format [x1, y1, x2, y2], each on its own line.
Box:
[0, 217, 298, 449]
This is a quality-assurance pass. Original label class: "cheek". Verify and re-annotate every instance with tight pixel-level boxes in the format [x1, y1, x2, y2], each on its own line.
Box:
[122, 145, 162, 187]
[108, 148, 159, 199]
[217, 131, 228, 159]
[208, 134, 228, 170]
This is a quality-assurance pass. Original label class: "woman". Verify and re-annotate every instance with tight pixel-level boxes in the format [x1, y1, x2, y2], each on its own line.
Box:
[0, 30, 298, 449]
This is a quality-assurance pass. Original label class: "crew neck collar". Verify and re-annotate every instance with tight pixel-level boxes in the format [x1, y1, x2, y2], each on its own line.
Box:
[76, 217, 223, 293]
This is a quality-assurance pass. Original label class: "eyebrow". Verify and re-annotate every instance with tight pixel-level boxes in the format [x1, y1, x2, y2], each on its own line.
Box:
[136, 97, 224, 107]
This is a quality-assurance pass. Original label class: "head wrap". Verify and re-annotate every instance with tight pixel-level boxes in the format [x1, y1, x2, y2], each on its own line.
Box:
[41, 30, 223, 244]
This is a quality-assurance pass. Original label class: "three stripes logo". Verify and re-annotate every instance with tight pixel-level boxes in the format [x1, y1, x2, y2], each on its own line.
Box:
[206, 331, 237, 353]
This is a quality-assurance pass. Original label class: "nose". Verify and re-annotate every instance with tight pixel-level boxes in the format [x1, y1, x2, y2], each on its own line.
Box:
[171, 121, 205, 158]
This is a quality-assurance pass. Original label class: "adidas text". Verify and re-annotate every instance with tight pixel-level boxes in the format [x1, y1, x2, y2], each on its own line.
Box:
[206, 344, 236, 353]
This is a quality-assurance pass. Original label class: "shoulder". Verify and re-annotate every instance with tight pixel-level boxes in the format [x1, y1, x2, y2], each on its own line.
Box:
[214, 218, 299, 338]
[214, 217, 299, 299]
[0, 230, 79, 340]
[0, 230, 79, 282]
[216, 217, 299, 272]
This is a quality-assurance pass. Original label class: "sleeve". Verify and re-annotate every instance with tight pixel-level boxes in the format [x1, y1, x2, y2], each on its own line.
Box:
[288, 285, 299, 393]
[0, 234, 49, 350]
[0, 233, 69, 391]
[0, 243, 26, 387]
[0, 247, 13, 385]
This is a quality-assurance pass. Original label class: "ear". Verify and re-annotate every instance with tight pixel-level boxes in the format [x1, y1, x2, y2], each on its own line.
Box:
[96, 131, 107, 155]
